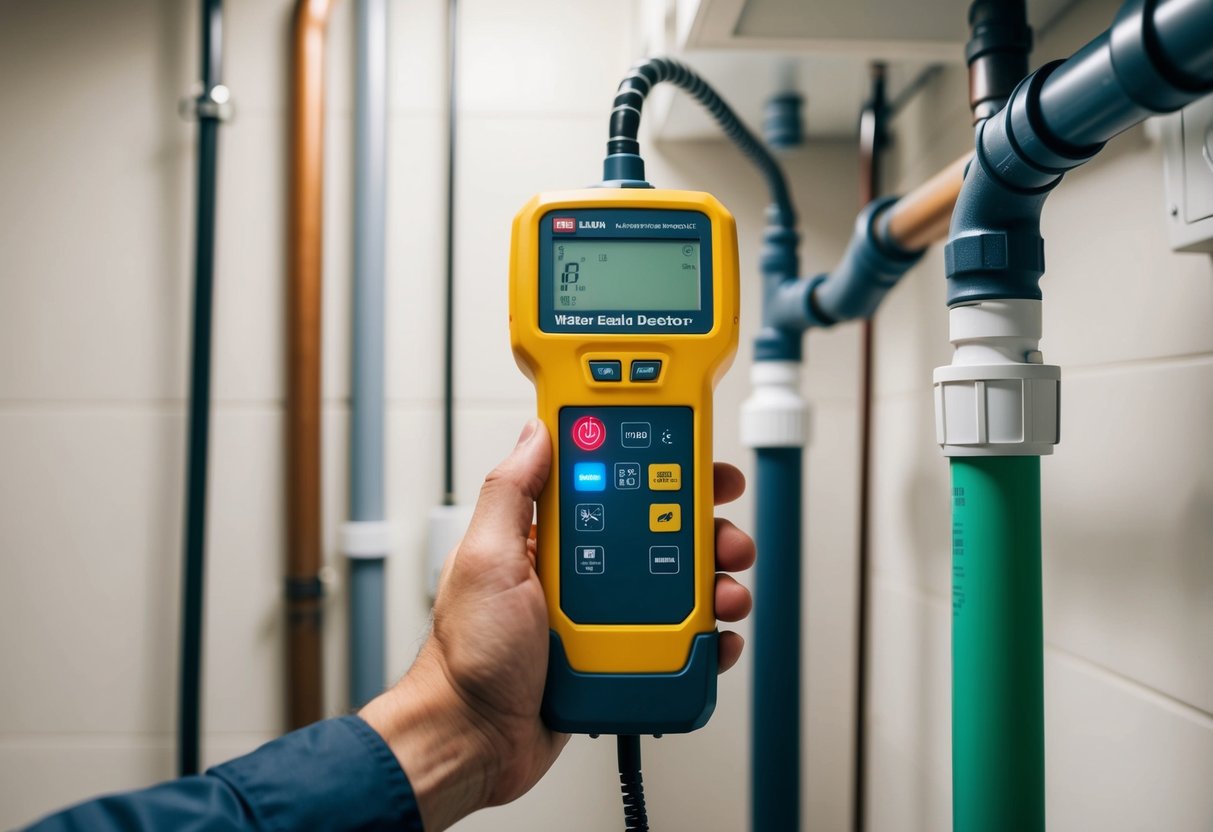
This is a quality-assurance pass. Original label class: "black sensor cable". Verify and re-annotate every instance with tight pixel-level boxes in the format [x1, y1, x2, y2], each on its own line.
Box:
[617, 734, 649, 831]
[603, 57, 796, 233]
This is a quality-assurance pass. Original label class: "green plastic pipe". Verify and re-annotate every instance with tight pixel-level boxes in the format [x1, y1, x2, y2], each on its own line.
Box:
[950, 456, 1044, 832]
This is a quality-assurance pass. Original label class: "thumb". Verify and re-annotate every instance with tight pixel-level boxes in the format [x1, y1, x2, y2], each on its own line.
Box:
[466, 419, 551, 544]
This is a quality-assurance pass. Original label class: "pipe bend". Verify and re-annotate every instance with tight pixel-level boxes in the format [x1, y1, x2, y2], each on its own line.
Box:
[805, 196, 924, 327]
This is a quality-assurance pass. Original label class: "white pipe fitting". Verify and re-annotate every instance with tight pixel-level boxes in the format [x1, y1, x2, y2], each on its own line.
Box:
[933, 299, 1060, 457]
[741, 360, 809, 449]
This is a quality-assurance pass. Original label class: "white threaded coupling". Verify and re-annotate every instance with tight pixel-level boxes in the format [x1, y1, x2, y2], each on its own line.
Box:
[933, 299, 1060, 457]
[740, 360, 809, 449]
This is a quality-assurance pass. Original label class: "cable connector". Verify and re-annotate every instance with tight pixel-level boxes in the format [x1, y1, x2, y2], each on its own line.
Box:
[933, 299, 1059, 457]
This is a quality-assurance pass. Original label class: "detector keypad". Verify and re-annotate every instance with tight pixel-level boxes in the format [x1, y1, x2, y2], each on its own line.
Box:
[557, 405, 696, 624]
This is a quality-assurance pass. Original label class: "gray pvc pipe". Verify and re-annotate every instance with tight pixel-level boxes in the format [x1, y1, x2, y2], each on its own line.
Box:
[349, 0, 388, 709]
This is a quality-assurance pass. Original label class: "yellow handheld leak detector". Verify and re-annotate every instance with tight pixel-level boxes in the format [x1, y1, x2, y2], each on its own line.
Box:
[509, 188, 739, 735]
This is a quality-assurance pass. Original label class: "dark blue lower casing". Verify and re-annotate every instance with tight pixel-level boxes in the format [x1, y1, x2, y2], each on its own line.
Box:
[541, 630, 718, 735]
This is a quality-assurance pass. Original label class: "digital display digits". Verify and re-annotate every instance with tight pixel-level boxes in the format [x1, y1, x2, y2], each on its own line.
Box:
[553, 240, 701, 312]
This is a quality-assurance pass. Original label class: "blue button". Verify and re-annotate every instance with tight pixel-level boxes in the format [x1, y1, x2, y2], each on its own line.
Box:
[589, 360, 622, 382]
[573, 462, 607, 491]
[630, 360, 662, 381]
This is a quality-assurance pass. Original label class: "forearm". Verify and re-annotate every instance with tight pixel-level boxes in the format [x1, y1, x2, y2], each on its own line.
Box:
[22, 716, 422, 832]
[359, 644, 499, 832]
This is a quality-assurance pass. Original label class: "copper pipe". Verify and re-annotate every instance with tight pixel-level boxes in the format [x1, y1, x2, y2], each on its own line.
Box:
[286, 0, 334, 730]
[852, 61, 885, 832]
[882, 152, 971, 252]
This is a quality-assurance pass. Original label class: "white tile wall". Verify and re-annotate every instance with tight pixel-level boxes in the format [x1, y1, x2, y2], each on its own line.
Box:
[0, 0, 863, 829]
[8, 0, 1208, 828]
[866, 0, 1213, 828]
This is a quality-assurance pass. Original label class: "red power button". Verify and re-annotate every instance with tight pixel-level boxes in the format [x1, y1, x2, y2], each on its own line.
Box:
[571, 415, 606, 451]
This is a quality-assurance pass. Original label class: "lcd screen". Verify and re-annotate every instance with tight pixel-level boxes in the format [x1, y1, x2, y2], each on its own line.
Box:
[552, 240, 701, 311]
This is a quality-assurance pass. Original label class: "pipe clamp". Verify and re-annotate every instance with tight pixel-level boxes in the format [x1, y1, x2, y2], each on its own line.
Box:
[341, 520, 393, 559]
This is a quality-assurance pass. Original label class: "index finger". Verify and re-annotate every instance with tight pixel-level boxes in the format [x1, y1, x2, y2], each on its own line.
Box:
[714, 462, 745, 505]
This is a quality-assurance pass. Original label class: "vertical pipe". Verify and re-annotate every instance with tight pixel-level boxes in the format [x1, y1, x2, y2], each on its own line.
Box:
[441, 0, 459, 505]
[751, 447, 803, 831]
[950, 456, 1045, 832]
[286, 0, 333, 730]
[851, 61, 885, 832]
[348, 0, 388, 710]
[178, 0, 224, 777]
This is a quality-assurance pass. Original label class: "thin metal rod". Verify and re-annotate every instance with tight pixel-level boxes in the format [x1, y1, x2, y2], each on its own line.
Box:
[178, 0, 224, 778]
[286, 0, 333, 730]
[441, 0, 458, 505]
[349, 0, 388, 710]
[852, 61, 885, 832]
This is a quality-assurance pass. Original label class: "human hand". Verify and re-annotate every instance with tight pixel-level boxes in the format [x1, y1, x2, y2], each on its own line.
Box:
[360, 419, 755, 831]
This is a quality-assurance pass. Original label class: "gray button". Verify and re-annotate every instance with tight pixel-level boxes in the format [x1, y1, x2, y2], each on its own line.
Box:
[574, 503, 604, 532]
[589, 360, 622, 382]
[630, 360, 662, 381]
[649, 545, 679, 574]
[621, 422, 651, 448]
[576, 545, 605, 574]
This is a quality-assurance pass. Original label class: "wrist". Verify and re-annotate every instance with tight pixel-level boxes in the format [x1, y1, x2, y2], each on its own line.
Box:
[359, 645, 500, 831]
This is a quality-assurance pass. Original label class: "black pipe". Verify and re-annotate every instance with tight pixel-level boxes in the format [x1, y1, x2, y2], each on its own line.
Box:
[603, 57, 796, 232]
[179, 0, 225, 778]
[966, 0, 1032, 122]
[441, 0, 458, 505]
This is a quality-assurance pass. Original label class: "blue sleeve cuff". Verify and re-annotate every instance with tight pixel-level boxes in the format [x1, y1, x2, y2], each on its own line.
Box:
[210, 715, 423, 832]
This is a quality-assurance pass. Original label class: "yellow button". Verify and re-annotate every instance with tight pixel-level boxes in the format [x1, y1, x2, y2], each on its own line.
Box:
[649, 503, 681, 532]
[648, 463, 682, 491]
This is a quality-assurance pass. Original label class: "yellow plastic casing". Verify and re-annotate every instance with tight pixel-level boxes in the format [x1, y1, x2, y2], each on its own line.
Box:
[509, 188, 739, 674]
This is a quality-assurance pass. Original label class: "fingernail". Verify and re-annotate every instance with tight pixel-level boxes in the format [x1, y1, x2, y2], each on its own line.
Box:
[515, 419, 538, 447]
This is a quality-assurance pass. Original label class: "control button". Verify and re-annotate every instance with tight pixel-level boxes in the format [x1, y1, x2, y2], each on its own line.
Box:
[589, 360, 622, 382]
[575, 545, 605, 575]
[571, 415, 606, 451]
[649, 503, 681, 532]
[614, 462, 641, 490]
[620, 421, 651, 448]
[648, 463, 682, 491]
[573, 462, 606, 491]
[649, 545, 679, 574]
[574, 503, 604, 532]
[630, 360, 662, 382]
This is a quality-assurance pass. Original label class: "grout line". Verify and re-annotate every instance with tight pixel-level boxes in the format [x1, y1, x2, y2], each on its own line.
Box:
[1044, 644, 1213, 726]
[869, 574, 1213, 725]
[1055, 350, 1213, 378]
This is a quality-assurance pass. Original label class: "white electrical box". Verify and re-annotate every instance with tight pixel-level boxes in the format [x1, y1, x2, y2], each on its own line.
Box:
[1162, 93, 1213, 253]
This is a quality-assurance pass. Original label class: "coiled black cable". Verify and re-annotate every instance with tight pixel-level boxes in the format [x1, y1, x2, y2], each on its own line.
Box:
[606, 57, 796, 231]
[617, 735, 649, 831]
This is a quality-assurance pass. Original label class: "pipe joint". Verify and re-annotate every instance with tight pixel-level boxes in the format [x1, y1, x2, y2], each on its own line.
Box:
[740, 361, 809, 449]
[933, 299, 1060, 457]
[807, 196, 924, 327]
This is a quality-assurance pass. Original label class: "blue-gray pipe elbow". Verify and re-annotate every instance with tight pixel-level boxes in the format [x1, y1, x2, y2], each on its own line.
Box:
[807, 196, 924, 327]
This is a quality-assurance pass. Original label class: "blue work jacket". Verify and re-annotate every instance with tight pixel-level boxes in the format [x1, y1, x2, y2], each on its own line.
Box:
[21, 716, 424, 831]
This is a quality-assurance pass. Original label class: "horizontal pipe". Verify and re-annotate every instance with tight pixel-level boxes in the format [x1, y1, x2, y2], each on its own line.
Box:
[1037, 0, 1213, 150]
[883, 153, 971, 252]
